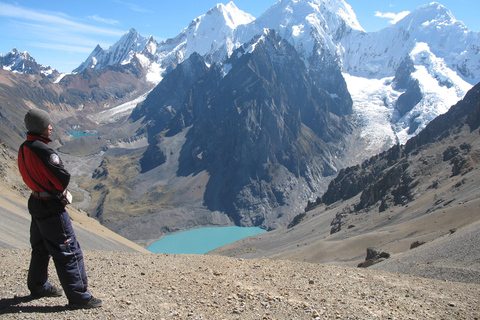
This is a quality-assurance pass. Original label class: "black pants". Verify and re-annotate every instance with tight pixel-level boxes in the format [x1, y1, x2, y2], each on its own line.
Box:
[28, 196, 92, 304]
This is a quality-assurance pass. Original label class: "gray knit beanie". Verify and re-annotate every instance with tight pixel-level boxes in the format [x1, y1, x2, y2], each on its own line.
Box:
[24, 109, 51, 134]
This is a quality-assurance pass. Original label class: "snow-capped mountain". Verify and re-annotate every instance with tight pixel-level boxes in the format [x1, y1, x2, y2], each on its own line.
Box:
[341, 3, 479, 82]
[78, 0, 362, 76]
[75, 0, 479, 156]
[238, 0, 364, 57]
[73, 28, 156, 73]
[0, 48, 60, 81]
[336, 2, 477, 152]
[172, 1, 254, 59]
[235, 0, 360, 116]
[74, 2, 255, 85]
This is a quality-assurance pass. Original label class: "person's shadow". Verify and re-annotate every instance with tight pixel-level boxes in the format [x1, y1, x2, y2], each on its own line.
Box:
[0, 295, 68, 315]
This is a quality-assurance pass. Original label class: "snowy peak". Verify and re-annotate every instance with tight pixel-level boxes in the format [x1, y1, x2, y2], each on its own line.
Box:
[394, 2, 479, 84]
[1, 48, 35, 70]
[341, 1, 480, 82]
[179, 1, 255, 55]
[239, 0, 364, 65]
[106, 27, 152, 66]
[395, 2, 461, 30]
[0, 48, 60, 80]
[143, 1, 255, 73]
[313, 0, 363, 31]
[74, 3, 254, 75]
[74, 28, 153, 73]
[114, 28, 150, 57]
[257, 0, 363, 32]
[206, 1, 255, 29]
[184, 1, 252, 37]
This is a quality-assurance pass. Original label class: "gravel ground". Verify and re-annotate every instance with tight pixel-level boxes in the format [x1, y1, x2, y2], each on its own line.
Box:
[371, 218, 480, 284]
[1, 249, 479, 319]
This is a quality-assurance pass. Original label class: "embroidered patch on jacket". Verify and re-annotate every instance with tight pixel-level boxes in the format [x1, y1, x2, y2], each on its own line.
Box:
[49, 154, 60, 165]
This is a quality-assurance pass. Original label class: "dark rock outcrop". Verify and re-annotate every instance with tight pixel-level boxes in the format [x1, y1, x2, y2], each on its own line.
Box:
[393, 55, 423, 119]
[287, 213, 307, 229]
[357, 247, 391, 268]
[140, 135, 167, 173]
[410, 241, 426, 249]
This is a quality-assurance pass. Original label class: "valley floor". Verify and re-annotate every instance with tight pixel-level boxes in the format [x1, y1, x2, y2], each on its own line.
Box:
[1, 249, 479, 319]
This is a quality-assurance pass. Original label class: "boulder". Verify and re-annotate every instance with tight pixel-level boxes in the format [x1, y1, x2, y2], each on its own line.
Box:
[357, 247, 390, 268]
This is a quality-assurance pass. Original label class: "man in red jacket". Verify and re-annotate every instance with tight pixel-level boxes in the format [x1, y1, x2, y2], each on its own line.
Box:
[18, 108, 102, 309]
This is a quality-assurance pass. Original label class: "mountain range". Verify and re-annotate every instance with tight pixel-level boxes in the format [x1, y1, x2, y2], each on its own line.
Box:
[1, 0, 479, 247]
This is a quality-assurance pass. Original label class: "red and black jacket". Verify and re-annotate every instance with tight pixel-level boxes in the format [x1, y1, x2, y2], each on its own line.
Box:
[18, 133, 70, 197]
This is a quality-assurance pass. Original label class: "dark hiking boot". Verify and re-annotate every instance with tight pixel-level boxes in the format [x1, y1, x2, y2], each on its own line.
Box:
[31, 286, 63, 298]
[69, 297, 103, 309]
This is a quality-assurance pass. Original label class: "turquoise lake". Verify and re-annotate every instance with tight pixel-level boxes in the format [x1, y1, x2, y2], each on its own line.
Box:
[147, 226, 266, 255]
[67, 131, 99, 138]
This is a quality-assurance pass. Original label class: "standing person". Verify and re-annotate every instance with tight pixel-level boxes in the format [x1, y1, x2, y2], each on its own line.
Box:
[17, 108, 102, 309]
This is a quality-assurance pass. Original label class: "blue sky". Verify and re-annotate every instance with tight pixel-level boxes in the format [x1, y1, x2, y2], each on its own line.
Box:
[1, 0, 478, 73]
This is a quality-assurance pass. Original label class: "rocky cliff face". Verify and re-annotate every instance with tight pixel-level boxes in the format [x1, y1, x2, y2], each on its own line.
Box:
[0, 70, 65, 149]
[130, 52, 210, 141]
[57, 65, 150, 111]
[166, 30, 351, 227]
[392, 55, 423, 121]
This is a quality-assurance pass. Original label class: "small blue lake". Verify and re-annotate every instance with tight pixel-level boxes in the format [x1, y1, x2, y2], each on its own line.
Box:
[147, 226, 266, 255]
[67, 131, 99, 138]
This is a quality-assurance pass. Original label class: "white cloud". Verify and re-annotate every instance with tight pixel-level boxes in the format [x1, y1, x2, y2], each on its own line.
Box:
[88, 15, 120, 25]
[0, 3, 124, 36]
[0, 2, 125, 54]
[375, 10, 410, 24]
[29, 41, 95, 54]
[112, 0, 153, 13]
